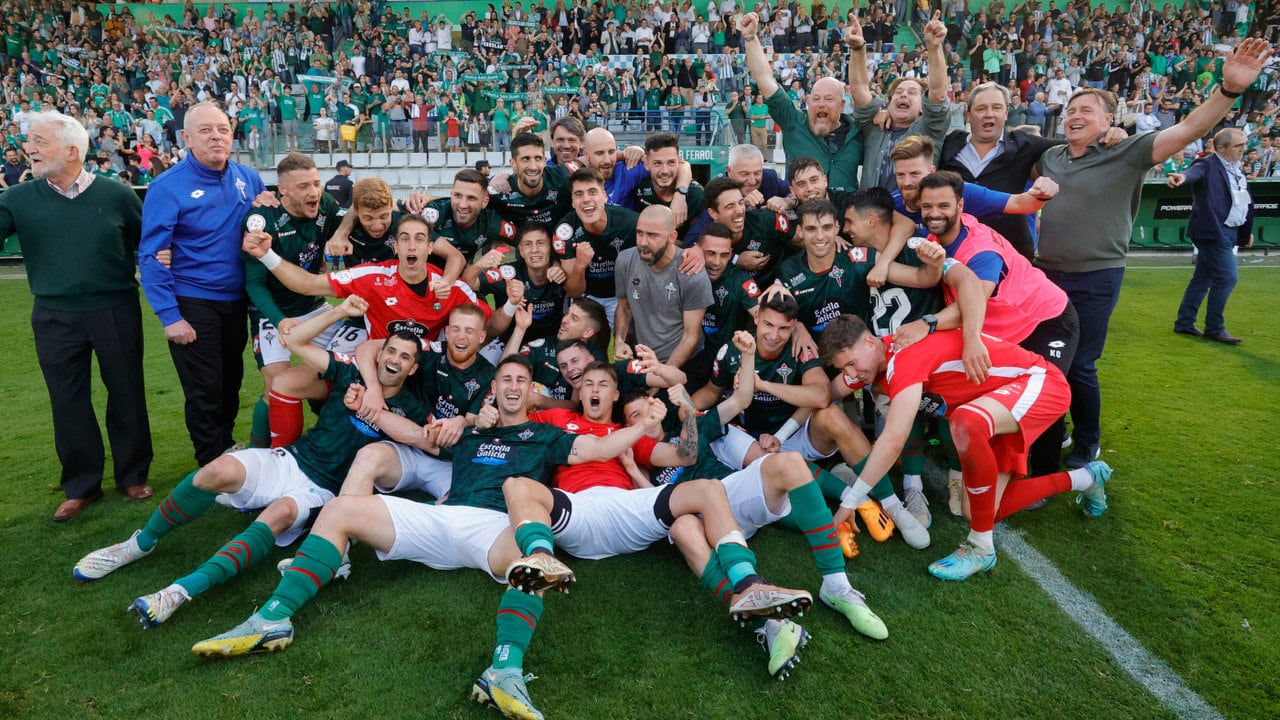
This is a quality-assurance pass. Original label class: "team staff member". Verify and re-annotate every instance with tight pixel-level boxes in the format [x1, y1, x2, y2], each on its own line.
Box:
[323, 160, 354, 208]
[1034, 38, 1272, 468]
[1, 111, 154, 520]
[140, 102, 267, 467]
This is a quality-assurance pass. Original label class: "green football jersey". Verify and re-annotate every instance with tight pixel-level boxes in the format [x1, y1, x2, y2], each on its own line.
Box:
[524, 339, 608, 401]
[703, 266, 761, 352]
[631, 179, 707, 240]
[345, 209, 401, 266]
[424, 197, 517, 257]
[553, 204, 640, 299]
[289, 354, 428, 491]
[737, 208, 798, 286]
[411, 344, 497, 421]
[866, 245, 944, 336]
[477, 261, 568, 344]
[439, 421, 576, 511]
[242, 194, 344, 325]
[777, 246, 876, 333]
[488, 162, 575, 226]
[710, 341, 821, 435]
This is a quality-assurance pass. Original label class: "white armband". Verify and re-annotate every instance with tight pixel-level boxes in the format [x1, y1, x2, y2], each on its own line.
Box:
[260, 250, 283, 270]
[502, 300, 518, 317]
[774, 418, 801, 444]
[839, 485, 862, 510]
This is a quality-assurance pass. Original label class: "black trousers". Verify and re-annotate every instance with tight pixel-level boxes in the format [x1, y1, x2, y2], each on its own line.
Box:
[168, 296, 248, 466]
[1018, 302, 1080, 477]
[32, 300, 153, 499]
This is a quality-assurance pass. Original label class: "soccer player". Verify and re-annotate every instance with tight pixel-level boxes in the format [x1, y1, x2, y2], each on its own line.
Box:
[71, 296, 426, 625]
[187, 357, 673, 680]
[421, 168, 519, 257]
[503, 297, 613, 406]
[697, 223, 762, 358]
[470, 222, 570, 362]
[692, 292, 932, 549]
[621, 333, 888, 646]
[689, 176, 796, 286]
[555, 166, 640, 321]
[819, 314, 1112, 581]
[243, 213, 489, 447]
[628, 132, 706, 242]
[241, 153, 348, 448]
[488, 132, 577, 226]
[323, 177, 468, 269]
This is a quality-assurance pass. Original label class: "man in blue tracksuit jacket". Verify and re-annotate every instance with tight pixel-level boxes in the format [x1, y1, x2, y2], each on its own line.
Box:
[140, 102, 267, 466]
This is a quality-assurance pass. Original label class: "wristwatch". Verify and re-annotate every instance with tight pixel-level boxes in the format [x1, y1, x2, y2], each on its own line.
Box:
[921, 314, 938, 334]
[675, 185, 689, 195]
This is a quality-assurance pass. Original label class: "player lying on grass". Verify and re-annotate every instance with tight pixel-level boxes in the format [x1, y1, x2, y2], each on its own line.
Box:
[618, 333, 888, 646]
[480, 360, 812, 718]
[243, 213, 483, 448]
[818, 314, 1112, 581]
[72, 296, 425, 624]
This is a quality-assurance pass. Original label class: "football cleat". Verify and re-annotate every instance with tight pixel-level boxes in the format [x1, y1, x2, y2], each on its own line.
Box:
[73, 530, 152, 581]
[470, 665, 544, 720]
[820, 584, 888, 640]
[505, 554, 575, 594]
[276, 554, 352, 581]
[729, 583, 812, 623]
[191, 612, 294, 657]
[1077, 460, 1113, 518]
[902, 488, 932, 529]
[756, 619, 812, 680]
[855, 500, 895, 542]
[885, 503, 931, 549]
[928, 543, 997, 581]
[947, 473, 965, 517]
[129, 585, 191, 629]
[837, 521, 859, 559]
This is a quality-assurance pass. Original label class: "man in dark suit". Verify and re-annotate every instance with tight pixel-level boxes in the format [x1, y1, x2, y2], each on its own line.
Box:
[1169, 127, 1253, 345]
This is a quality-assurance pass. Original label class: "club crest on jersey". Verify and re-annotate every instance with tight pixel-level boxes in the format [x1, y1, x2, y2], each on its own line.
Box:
[715, 285, 728, 302]
[747, 240, 762, 252]
[664, 281, 677, 299]
[518, 428, 535, 440]
[464, 378, 481, 398]
[776, 363, 793, 379]
[829, 266, 845, 287]
[610, 237, 624, 250]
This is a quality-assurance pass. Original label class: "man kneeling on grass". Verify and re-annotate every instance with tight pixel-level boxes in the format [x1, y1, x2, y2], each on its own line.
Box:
[72, 296, 426, 625]
[818, 314, 1112, 581]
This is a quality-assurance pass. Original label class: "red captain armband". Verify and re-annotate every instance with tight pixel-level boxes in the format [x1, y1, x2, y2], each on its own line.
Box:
[849, 247, 868, 263]
[742, 278, 761, 298]
[775, 214, 789, 232]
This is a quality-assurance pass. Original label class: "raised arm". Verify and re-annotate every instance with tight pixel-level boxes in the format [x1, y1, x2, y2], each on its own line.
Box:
[844, 14, 873, 107]
[923, 11, 949, 104]
[715, 331, 758, 424]
[738, 13, 780, 100]
[282, 295, 370, 374]
[243, 231, 336, 296]
[1152, 39, 1272, 164]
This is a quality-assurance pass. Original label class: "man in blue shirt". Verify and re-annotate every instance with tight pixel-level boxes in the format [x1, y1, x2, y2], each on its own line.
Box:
[140, 103, 268, 466]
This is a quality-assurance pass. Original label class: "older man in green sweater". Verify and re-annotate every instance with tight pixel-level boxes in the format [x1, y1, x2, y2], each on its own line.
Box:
[0, 111, 154, 521]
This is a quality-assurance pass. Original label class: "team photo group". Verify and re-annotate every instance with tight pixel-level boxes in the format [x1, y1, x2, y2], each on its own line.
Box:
[5, 3, 1272, 720]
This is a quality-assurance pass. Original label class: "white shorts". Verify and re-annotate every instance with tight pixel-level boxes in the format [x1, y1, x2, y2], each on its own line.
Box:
[479, 337, 506, 366]
[551, 485, 668, 560]
[710, 420, 836, 470]
[380, 441, 453, 498]
[721, 454, 789, 539]
[376, 496, 510, 582]
[219, 448, 336, 546]
[254, 305, 356, 366]
[327, 322, 369, 355]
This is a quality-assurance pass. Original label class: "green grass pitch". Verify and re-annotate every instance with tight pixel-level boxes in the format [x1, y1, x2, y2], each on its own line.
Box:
[0, 258, 1275, 720]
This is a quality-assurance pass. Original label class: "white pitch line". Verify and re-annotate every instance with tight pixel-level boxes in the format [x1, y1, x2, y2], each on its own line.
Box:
[998, 526, 1225, 720]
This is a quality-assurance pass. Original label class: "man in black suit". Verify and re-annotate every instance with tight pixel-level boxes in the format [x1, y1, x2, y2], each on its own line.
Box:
[1169, 127, 1253, 345]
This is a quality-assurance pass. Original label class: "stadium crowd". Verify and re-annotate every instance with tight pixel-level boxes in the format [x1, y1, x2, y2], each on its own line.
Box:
[3, 2, 1274, 719]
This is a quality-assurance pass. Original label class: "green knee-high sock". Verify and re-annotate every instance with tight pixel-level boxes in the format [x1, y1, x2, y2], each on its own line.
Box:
[258, 534, 345, 621]
[806, 462, 849, 502]
[938, 418, 962, 472]
[714, 541, 760, 588]
[492, 589, 544, 669]
[514, 521, 555, 556]
[174, 521, 276, 597]
[698, 555, 734, 606]
[249, 397, 271, 448]
[902, 416, 927, 476]
[138, 471, 217, 550]
[786, 481, 845, 576]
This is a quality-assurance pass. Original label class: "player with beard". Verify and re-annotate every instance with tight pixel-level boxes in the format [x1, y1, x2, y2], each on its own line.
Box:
[694, 176, 796, 287]
[682, 144, 793, 244]
[487, 132, 577, 226]
[819, 314, 1112, 582]
[556, 166, 641, 323]
[241, 153, 348, 449]
[847, 11, 950, 191]
[470, 222, 570, 362]
[692, 291, 933, 550]
[73, 296, 426, 628]
[738, 12, 863, 189]
[242, 215, 491, 447]
[580, 126, 693, 222]
[628, 132, 706, 243]
[894, 171, 1079, 481]
[493, 360, 813, 709]
[421, 169, 519, 257]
